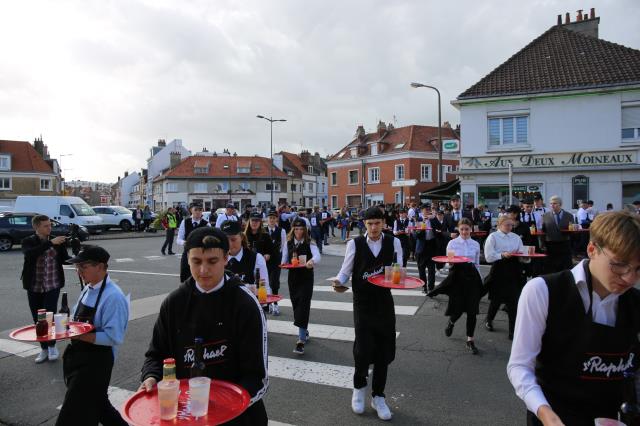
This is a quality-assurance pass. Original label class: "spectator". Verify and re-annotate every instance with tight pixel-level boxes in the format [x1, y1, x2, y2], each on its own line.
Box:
[133, 206, 143, 232]
[160, 207, 177, 255]
[142, 206, 152, 231]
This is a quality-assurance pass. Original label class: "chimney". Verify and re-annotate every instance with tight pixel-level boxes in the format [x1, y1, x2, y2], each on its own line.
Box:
[355, 125, 366, 140]
[157, 139, 166, 147]
[387, 123, 395, 131]
[169, 152, 181, 168]
[559, 7, 599, 38]
[33, 137, 45, 157]
[557, 14, 562, 25]
[376, 120, 387, 137]
[443, 121, 452, 129]
[124, 171, 129, 177]
[300, 150, 310, 164]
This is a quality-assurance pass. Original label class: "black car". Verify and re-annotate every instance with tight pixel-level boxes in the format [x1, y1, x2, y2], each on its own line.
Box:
[0, 212, 89, 252]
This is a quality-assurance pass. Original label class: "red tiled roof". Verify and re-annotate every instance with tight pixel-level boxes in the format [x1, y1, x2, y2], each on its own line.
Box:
[193, 159, 210, 168]
[280, 152, 305, 174]
[160, 155, 288, 179]
[236, 160, 251, 168]
[458, 25, 640, 100]
[0, 140, 54, 173]
[327, 125, 458, 161]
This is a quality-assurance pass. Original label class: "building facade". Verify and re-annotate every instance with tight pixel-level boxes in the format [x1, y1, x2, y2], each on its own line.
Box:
[274, 150, 328, 207]
[327, 121, 460, 209]
[453, 9, 640, 212]
[146, 138, 191, 207]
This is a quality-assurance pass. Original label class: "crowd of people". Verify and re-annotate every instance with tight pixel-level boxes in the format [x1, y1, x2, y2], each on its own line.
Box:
[17, 193, 640, 425]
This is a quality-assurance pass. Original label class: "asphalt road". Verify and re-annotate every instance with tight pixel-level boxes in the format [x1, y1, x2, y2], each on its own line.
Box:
[0, 237, 523, 425]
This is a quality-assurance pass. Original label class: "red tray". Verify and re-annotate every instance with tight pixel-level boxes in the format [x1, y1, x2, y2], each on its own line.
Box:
[122, 378, 250, 426]
[431, 256, 472, 264]
[471, 231, 488, 237]
[367, 275, 424, 289]
[562, 229, 590, 233]
[510, 253, 547, 258]
[531, 231, 545, 236]
[261, 294, 282, 305]
[279, 263, 306, 269]
[9, 322, 94, 342]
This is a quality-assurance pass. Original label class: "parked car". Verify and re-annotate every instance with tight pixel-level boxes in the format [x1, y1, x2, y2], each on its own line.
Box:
[0, 212, 89, 252]
[14, 196, 103, 234]
[92, 206, 134, 232]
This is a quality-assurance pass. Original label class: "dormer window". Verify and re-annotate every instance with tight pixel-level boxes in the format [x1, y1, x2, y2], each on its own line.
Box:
[193, 159, 210, 174]
[370, 144, 378, 156]
[0, 154, 10, 170]
[307, 165, 314, 174]
[350, 148, 357, 157]
[237, 161, 251, 173]
[394, 143, 405, 150]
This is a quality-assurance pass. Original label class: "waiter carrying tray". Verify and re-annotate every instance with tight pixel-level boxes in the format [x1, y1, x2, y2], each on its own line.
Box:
[56, 245, 129, 426]
[507, 211, 640, 425]
[332, 206, 403, 421]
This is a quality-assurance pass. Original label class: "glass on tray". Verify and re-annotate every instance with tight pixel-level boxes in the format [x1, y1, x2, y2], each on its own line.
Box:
[189, 377, 211, 417]
[157, 380, 180, 420]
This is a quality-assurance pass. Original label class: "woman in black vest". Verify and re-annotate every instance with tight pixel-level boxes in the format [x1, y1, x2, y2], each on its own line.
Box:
[243, 212, 274, 263]
[281, 218, 320, 355]
[265, 209, 286, 315]
[508, 211, 640, 425]
[393, 208, 411, 267]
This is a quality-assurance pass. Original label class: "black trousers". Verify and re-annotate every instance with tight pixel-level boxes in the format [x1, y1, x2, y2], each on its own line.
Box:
[27, 288, 60, 349]
[57, 343, 127, 426]
[416, 248, 436, 290]
[161, 228, 175, 253]
[545, 240, 573, 274]
[449, 312, 477, 338]
[311, 227, 323, 253]
[267, 253, 282, 295]
[486, 298, 517, 335]
[354, 362, 388, 398]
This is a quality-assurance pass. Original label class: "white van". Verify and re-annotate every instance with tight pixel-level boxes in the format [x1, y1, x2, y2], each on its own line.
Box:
[14, 196, 103, 233]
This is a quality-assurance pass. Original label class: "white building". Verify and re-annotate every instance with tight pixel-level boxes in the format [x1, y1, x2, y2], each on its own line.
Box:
[453, 10, 640, 212]
[146, 139, 191, 208]
[118, 171, 140, 208]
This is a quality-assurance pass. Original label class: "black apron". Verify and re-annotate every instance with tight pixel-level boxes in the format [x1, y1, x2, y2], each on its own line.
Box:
[483, 256, 525, 303]
[429, 262, 483, 316]
[528, 262, 640, 425]
[177, 282, 267, 426]
[351, 235, 396, 366]
[286, 241, 314, 329]
[57, 276, 126, 426]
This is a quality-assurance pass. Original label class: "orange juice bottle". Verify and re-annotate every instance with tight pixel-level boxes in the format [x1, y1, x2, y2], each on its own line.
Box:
[291, 248, 299, 266]
[391, 263, 401, 284]
[257, 280, 267, 303]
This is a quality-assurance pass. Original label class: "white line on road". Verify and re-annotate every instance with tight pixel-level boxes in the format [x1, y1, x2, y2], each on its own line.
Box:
[0, 339, 42, 358]
[278, 299, 419, 315]
[115, 258, 135, 262]
[313, 286, 425, 297]
[268, 320, 399, 342]
[63, 267, 180, 277]
[268, 355, 353, 389]
[129, 293, 167, 321]
[144, 255, 163, 260]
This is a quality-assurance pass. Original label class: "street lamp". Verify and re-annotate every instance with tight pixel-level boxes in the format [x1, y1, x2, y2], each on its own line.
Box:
[410, 82, 443, 184]
[256, 115, 287, 206]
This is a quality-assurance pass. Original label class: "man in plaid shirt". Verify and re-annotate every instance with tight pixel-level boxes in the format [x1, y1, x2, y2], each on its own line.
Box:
[21, 215, 70, 363]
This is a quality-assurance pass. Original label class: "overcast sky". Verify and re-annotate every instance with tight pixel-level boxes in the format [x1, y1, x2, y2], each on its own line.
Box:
[1, 0, 638, 183]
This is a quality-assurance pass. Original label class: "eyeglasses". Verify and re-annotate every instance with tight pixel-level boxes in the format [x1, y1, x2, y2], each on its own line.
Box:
[596, 245, 640, 277]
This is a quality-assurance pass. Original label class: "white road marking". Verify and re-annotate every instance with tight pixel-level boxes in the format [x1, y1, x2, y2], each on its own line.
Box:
[0, 339, 42, 358]
[268, 355, 353, 389]
[63, 267, 179, 277]
[115, 258, 134, 263]
[129, 293, 167, 321]
[278, 299, 419, 315]
[313, 286, 424, 297]
[268, 320, 399, 342]
[144, 255, 163, 260]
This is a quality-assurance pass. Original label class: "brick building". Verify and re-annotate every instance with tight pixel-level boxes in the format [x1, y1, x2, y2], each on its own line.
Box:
[327, 121, 459, 209]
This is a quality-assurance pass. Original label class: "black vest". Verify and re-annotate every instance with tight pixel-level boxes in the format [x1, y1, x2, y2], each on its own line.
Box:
[226, 249, 258, 284]
[267, 226, 283, 251]
[351, 235, 395, 308]
[184, 218, 209, 238]
[246, 232, 271, 257]
[286, 240, 314, 282]
[535, 264, 640, 419]
[395, 218, 409, 231]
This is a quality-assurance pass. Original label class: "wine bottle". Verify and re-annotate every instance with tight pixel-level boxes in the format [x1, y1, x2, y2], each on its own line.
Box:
[59, 292, 70, 330]
[35, 309, 49, 337]
[190, 337, 206, 378]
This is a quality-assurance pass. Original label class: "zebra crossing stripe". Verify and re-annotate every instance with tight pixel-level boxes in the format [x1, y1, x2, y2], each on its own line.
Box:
[278, 299, 419, 315]
[268, 320, 400, 342]
[115, 258, 135, 262]
[313, 286, 425, 297]
[268, 355, 353, 389]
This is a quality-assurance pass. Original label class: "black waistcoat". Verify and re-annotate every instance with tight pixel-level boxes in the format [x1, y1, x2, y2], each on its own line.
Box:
[227, 249, 258, 284]
[351, 235, 395, 310]
[267, 226, 283, 251]
[184, 218, 209, 238]
[286, 240, 314, 283]
[246, 231, 271, 257]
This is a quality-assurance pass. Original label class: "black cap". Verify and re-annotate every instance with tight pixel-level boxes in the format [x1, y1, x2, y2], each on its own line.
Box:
[363, 206, 384, 220]
[506, 205, 521, 214]
[226, 203, 235, 209]
[189, 202, 203, 209]
[398, 208, 406, 213]
[267, 208, 278, 217]
[450, 194, 461, 201]
[66, 245, 110, 264]
[533, 194, 543, 201]
[185, 227, 229, 252]
[220, 220, 242, 235]
[420, 203, 431, 210]
[522, 197, 534, 204]
[292, 218, 307, 228]
[250, 212, 262, 219]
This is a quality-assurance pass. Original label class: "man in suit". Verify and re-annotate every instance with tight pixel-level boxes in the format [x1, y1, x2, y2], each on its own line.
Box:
[443, 195, 463, 238]
[414, 205, 438, 292]
[541, 195, 574, 273]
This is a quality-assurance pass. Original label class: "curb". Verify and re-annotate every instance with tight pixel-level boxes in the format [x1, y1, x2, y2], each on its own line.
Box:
[89, 231, 166, 241]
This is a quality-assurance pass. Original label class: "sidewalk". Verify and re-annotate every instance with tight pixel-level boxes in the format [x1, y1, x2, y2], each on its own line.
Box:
[90, 230, 165, 241]
[318, 228, 365, 257]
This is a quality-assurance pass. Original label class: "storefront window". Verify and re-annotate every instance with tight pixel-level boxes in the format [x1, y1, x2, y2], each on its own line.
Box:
[622, 182, 640, 207]
[478, 185, 542, 213]
[572, 176, 589, 209]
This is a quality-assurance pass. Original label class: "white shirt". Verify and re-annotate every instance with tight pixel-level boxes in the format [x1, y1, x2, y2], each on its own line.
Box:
[532, 207, 548, 229]
[176, 217, 211, 246]
[407, 208, 416, 220]
[483, 230, 524, 263]
[446, 236, 480, 269]
[215, 213, 238, 229]
[227, 248, 271, 294]
[577, 207, 588, 223]
[506, 260, 639, 417]
[195, 276, 225, 294]
[393, 218, 410, 233]
[336, 234, 403, 287]
[281, 239, 321, 267]
[267, 226, 287, 254]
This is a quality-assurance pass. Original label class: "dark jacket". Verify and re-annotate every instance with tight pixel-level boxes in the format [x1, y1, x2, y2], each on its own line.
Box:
[20, 234, 70, 291]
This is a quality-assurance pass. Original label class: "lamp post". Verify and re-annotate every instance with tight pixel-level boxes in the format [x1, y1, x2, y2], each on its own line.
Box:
[256, 115, 287, 206]
[410, 82, 443, 184]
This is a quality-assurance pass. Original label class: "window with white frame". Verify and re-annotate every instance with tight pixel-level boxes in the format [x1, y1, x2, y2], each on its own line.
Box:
[193, 183, 207, 193]
[307, 182, 314, 191]
[331, 195, 337, 209]
[395, 164, 405, 180]
[40, 178, 52, 191]
[488, 115, 529, 147]
[394, 192, 402, 204]
[321, 183, 325, 192]
[266, 183, 281, 192]
[441, 165, 453, 180]
[348, 170, 358, 185]
[0, 177, 10, 190]
[368, 167, 380, 183]
[0, 155, 10, 170]
[307, 166, 314, 174]
[622, 106, 640, 142]
[370, 144, 378, 156]
[420, 164, 432, 182]
[291, 183, 297, 192]
[166, 183, 178, 192]
[330, 172, 337, 186]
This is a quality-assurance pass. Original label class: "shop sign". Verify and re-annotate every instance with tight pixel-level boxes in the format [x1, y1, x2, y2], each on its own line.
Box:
[442, 139, 459, 153]
[461, 150, 637, 170]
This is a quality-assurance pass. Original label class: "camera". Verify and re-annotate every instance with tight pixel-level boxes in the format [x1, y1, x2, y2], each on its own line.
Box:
[66, 224, 82, 255]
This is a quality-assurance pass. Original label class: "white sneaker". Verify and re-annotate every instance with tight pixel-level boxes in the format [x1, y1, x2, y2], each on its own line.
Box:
[371, 396, 392, 420]
[351, 387, 366, 414]
[271, 304, 280, 316]
[48, 346, 59, 361]
[34, 349, 48, 364]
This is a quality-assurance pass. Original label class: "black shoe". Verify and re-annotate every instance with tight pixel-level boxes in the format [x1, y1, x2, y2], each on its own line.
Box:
[466, 341, 479, 355]
[168, 252, 175, 255]
[293, 341, 305, 355]
[422, 286, 428, 294]
[428, 284, 435, 292]
[485, 321, 494, 332]
[445, 321, 454, 337]
[161, 251, 166, 255]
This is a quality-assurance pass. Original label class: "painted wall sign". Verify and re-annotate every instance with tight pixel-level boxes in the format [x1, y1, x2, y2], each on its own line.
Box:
[461, 150, 637, 170]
